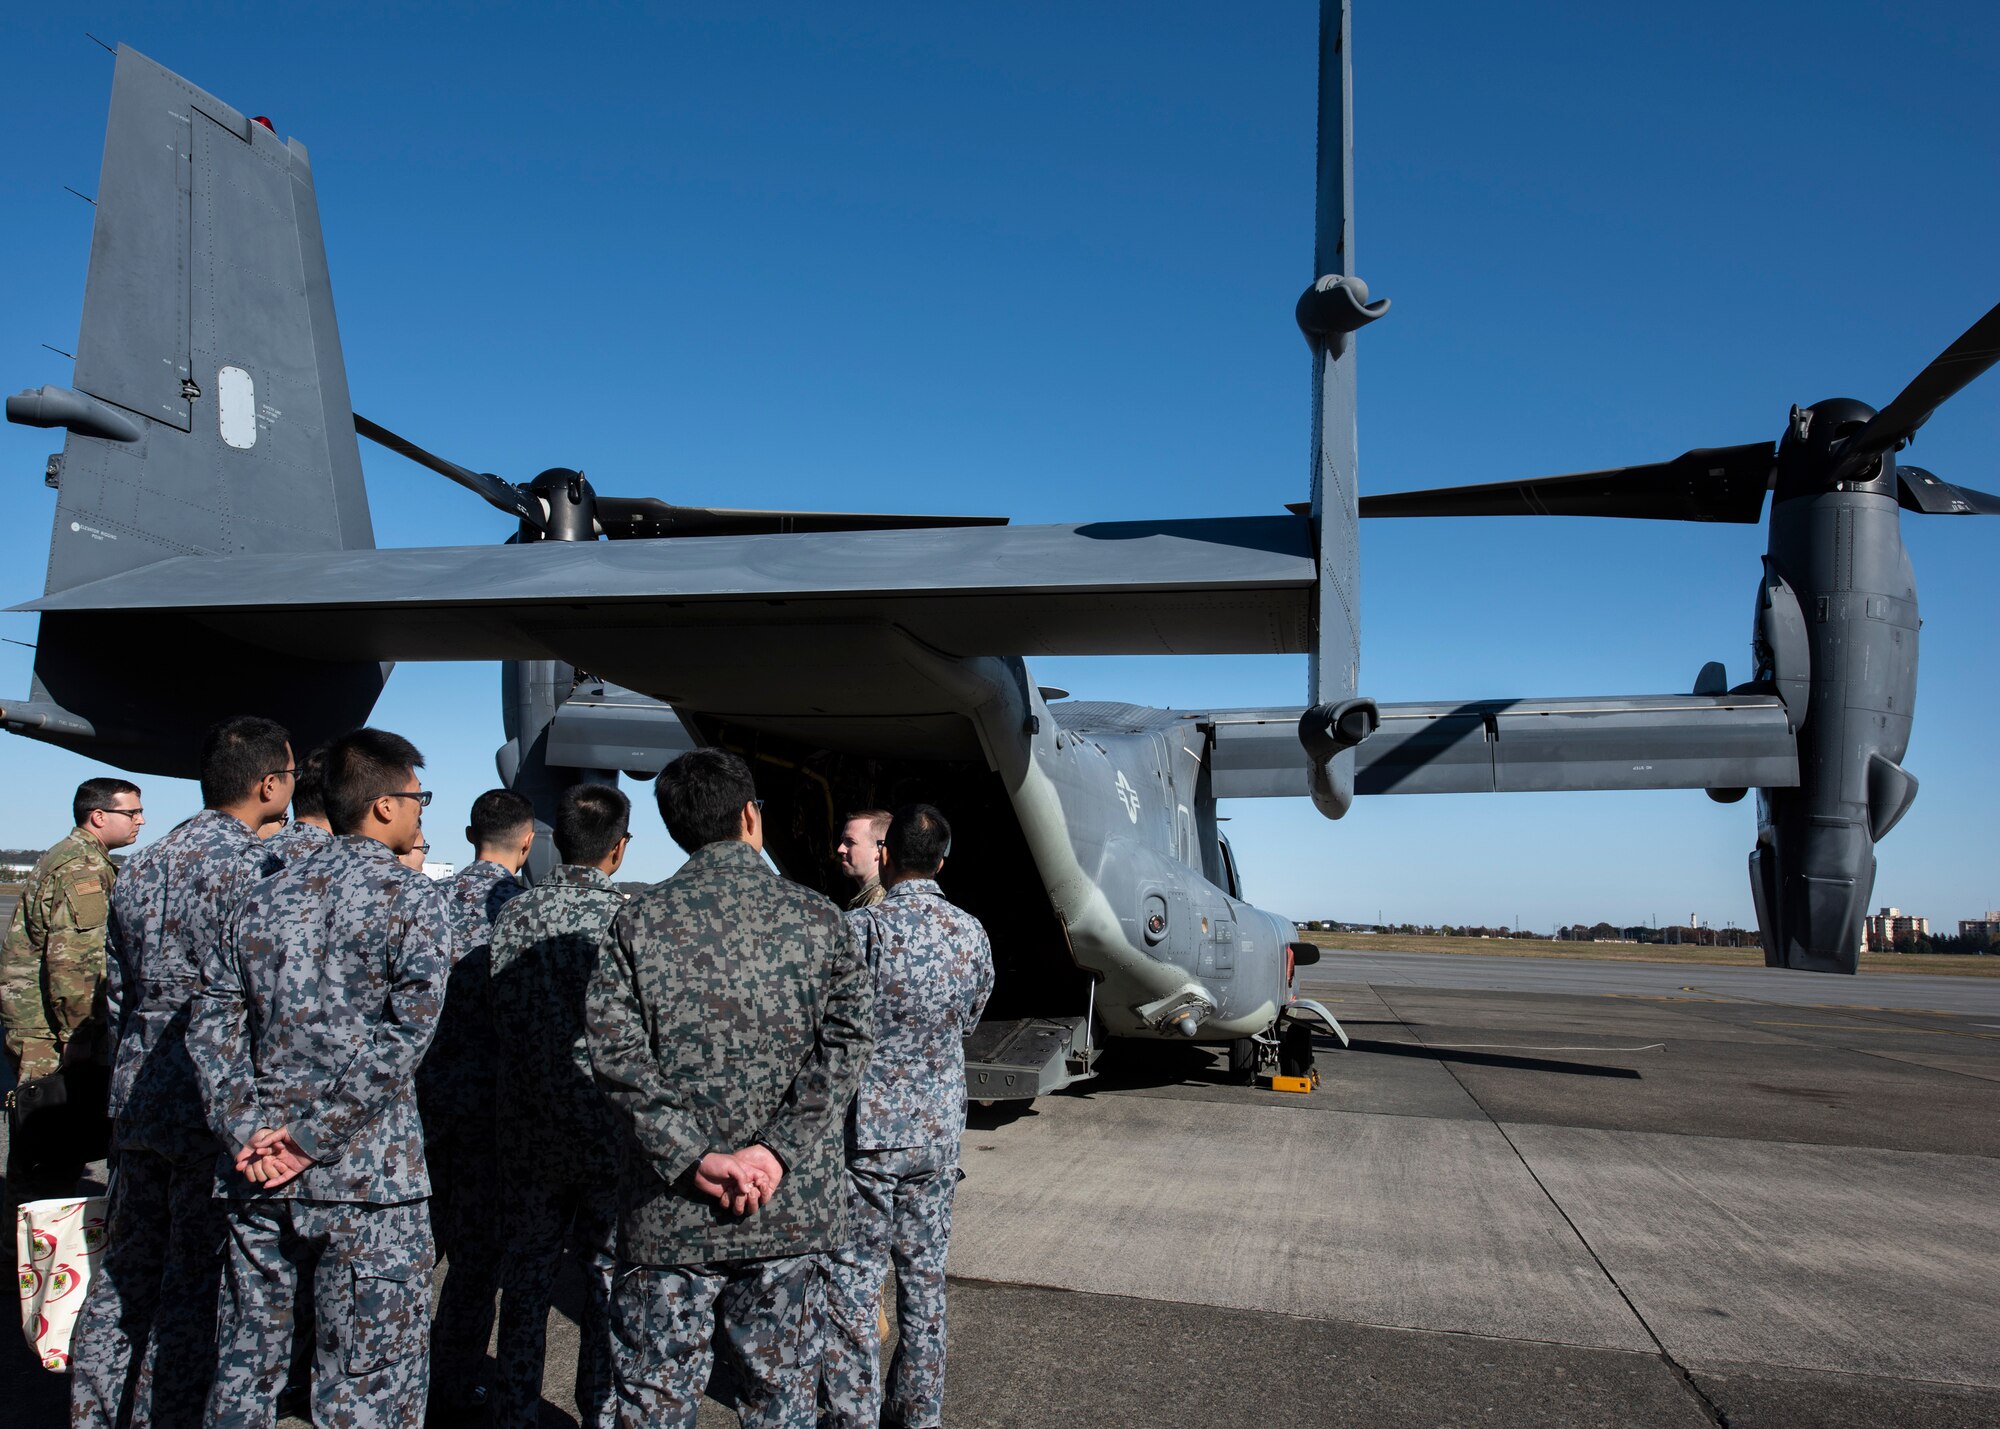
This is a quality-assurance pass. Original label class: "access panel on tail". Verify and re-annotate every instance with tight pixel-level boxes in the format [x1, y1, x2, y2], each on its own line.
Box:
[3, 46, 385, 773]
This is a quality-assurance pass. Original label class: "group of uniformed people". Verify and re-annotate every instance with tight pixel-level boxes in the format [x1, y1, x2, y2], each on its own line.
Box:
[2, 714, 995, 1429]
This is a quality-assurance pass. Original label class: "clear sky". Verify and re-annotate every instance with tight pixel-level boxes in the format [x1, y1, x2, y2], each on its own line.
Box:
[1, 2, 1993, 932]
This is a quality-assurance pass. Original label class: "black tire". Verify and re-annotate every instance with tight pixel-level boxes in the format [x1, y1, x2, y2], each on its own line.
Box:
[1278, 1021, 1317, 1079]
[1226, 1036, 1258, 1083]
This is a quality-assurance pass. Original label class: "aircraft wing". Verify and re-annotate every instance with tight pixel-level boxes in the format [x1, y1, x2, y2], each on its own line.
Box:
[16, 516, 1316, 660]
[1203, 694, 1799, 797]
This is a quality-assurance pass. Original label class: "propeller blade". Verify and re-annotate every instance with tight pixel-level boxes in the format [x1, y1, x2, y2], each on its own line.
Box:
[593, 497, 1008, 540]
[1359, 442, 1775, 523]
[353, 413, 544, 529]
[1897, 466, 2000, 516]
[1844, 300, 2000, 470]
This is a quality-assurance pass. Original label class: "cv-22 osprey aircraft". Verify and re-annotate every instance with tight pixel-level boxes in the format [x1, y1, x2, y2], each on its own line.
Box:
[4, 3, 1996, 1097]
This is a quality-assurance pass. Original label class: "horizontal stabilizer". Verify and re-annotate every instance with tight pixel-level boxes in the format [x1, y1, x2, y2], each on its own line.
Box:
[19, 516, 1317, 661]
[1361, 443, 1774, 524]
[1204, 693, 1799, 799]
[545, 684, 696, 776]
[592, 497, 1007, 539]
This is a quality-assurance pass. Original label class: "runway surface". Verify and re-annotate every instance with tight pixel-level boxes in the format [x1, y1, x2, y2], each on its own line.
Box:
[7, 954, 1997, 1426]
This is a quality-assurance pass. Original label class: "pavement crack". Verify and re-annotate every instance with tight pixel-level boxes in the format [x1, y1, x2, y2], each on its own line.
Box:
[1379, 999, 1734, 1429]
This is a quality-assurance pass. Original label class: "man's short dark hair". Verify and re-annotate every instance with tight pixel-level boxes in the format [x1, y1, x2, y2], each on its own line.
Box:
[199, 716, 293, 810]
[557, 783, 631, 865]
[74, 777, 140, 829]
[290, 745, 329, 820]
[886, 803, 950, 878]
[655, 748, 757, 855]
[468, 788, 536, 850]
[322, 728, 425, 836]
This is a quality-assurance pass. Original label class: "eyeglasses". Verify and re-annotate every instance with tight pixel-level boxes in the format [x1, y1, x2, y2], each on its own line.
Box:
[414, 842, 432, 855]
[750, 799, 765, 812]
[835, 836, 876, 850]
[263, 768, 299, 781]
[380, 790, 433, 808]
[99, 807, 144, 819]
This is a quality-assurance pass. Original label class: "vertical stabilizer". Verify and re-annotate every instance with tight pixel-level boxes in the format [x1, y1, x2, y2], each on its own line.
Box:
[40, 45, 375, 593]
[1298, 0, 1387, 817]
[6, 46, 384, 774]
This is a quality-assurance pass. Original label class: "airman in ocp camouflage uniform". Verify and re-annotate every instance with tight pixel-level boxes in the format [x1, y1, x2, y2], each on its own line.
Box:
[586, 750, 873, 1429]
[69, 722, 295, 1429]
[2, 779, 140, 1083]
[834, 811, 890, 913]
[488, 783, 633, 1429]
[185, 728, 449, 1429]
[422, 788, 534, 1415]
[819, 804, 993, 1429]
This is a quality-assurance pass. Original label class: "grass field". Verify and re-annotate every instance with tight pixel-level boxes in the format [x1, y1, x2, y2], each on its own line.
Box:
[1300, 930, 2000, 977]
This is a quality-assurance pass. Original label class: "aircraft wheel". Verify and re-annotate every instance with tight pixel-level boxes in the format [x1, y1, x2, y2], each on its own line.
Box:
[1227, 1037, 1258, 1083]
[1278, 1021, 1317, 1079]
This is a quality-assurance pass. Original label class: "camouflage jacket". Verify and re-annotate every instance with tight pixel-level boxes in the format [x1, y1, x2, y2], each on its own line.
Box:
[846, 878, 994, 1150]
[845, 878, 886, 911]
[1, 827, 116, 1078]
[264, 819, 334, 865]
[586, 839, 873, 1265]
[489, 865, 629, 1184]
[104, 810, 278, 1158]
[417, 859, 524, 1130]
[188, 835, 449, 1203]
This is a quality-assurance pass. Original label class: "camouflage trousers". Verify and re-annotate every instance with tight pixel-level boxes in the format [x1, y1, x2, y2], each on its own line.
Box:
[205, 1197, 434, 1429]
[69, 1147, 225, 1429]
[427, 1119, 502, 1406]
[494, 1173, 618, 1429]
[818, 1142, 959, 1429]
[610, 1254, 823, 1429]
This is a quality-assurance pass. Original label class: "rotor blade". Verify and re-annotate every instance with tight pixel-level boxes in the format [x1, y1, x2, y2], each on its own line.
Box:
[1845, 300, 2000, 467]
[1359, 442, 1775, 523]
[352, 412, 544, 529]
[593, 497, 1008, 539]
[1896, 466, 2000, 516]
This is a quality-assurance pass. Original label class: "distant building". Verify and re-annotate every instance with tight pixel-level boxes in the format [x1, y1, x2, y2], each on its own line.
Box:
[1863, 906, 1929, 953]
[1961, 912, 2000, 940]
[422, 860, 456, 881]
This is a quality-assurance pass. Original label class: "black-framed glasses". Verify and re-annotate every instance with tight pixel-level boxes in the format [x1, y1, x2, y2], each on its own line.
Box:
[100, 807, 144, 819]
[750, 799, 765, 812]
[263, 767, 299, 781]
[414, 841, 432, 855]
[381, 790, 434, 808]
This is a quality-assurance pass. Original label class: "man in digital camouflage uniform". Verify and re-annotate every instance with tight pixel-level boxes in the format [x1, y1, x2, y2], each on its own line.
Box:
[587, 748, 873, 1429]
[2, 775, 141, 1194]
[834, 810, 890, 912]
[186, 727, 450, 1429]
[423, 786, 535, 1415]
[819, 804, 994, 1429]
[69, 718, 294, 1429]
[263, 744, 333, 865]
[487, 782, 632, 1429]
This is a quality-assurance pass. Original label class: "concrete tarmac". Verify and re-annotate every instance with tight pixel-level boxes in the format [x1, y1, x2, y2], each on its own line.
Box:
[7, 956, 1998, 1426]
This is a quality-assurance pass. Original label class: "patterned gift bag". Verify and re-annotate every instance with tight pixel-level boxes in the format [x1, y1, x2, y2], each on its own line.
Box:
[16, 1196, 108, 1372]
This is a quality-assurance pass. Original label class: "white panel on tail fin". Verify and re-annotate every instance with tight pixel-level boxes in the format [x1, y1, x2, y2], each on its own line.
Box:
[218, 367, 256, 450]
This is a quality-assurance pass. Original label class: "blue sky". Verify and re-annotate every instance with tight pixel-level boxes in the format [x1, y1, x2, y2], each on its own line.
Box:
[1, 3, 1993, 931]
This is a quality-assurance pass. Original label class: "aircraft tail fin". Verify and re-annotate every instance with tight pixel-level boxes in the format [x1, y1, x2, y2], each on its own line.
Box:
[1297, 0, 1388, 819]
[4, 45, 384, 774]
[22, 44, 375, 592]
